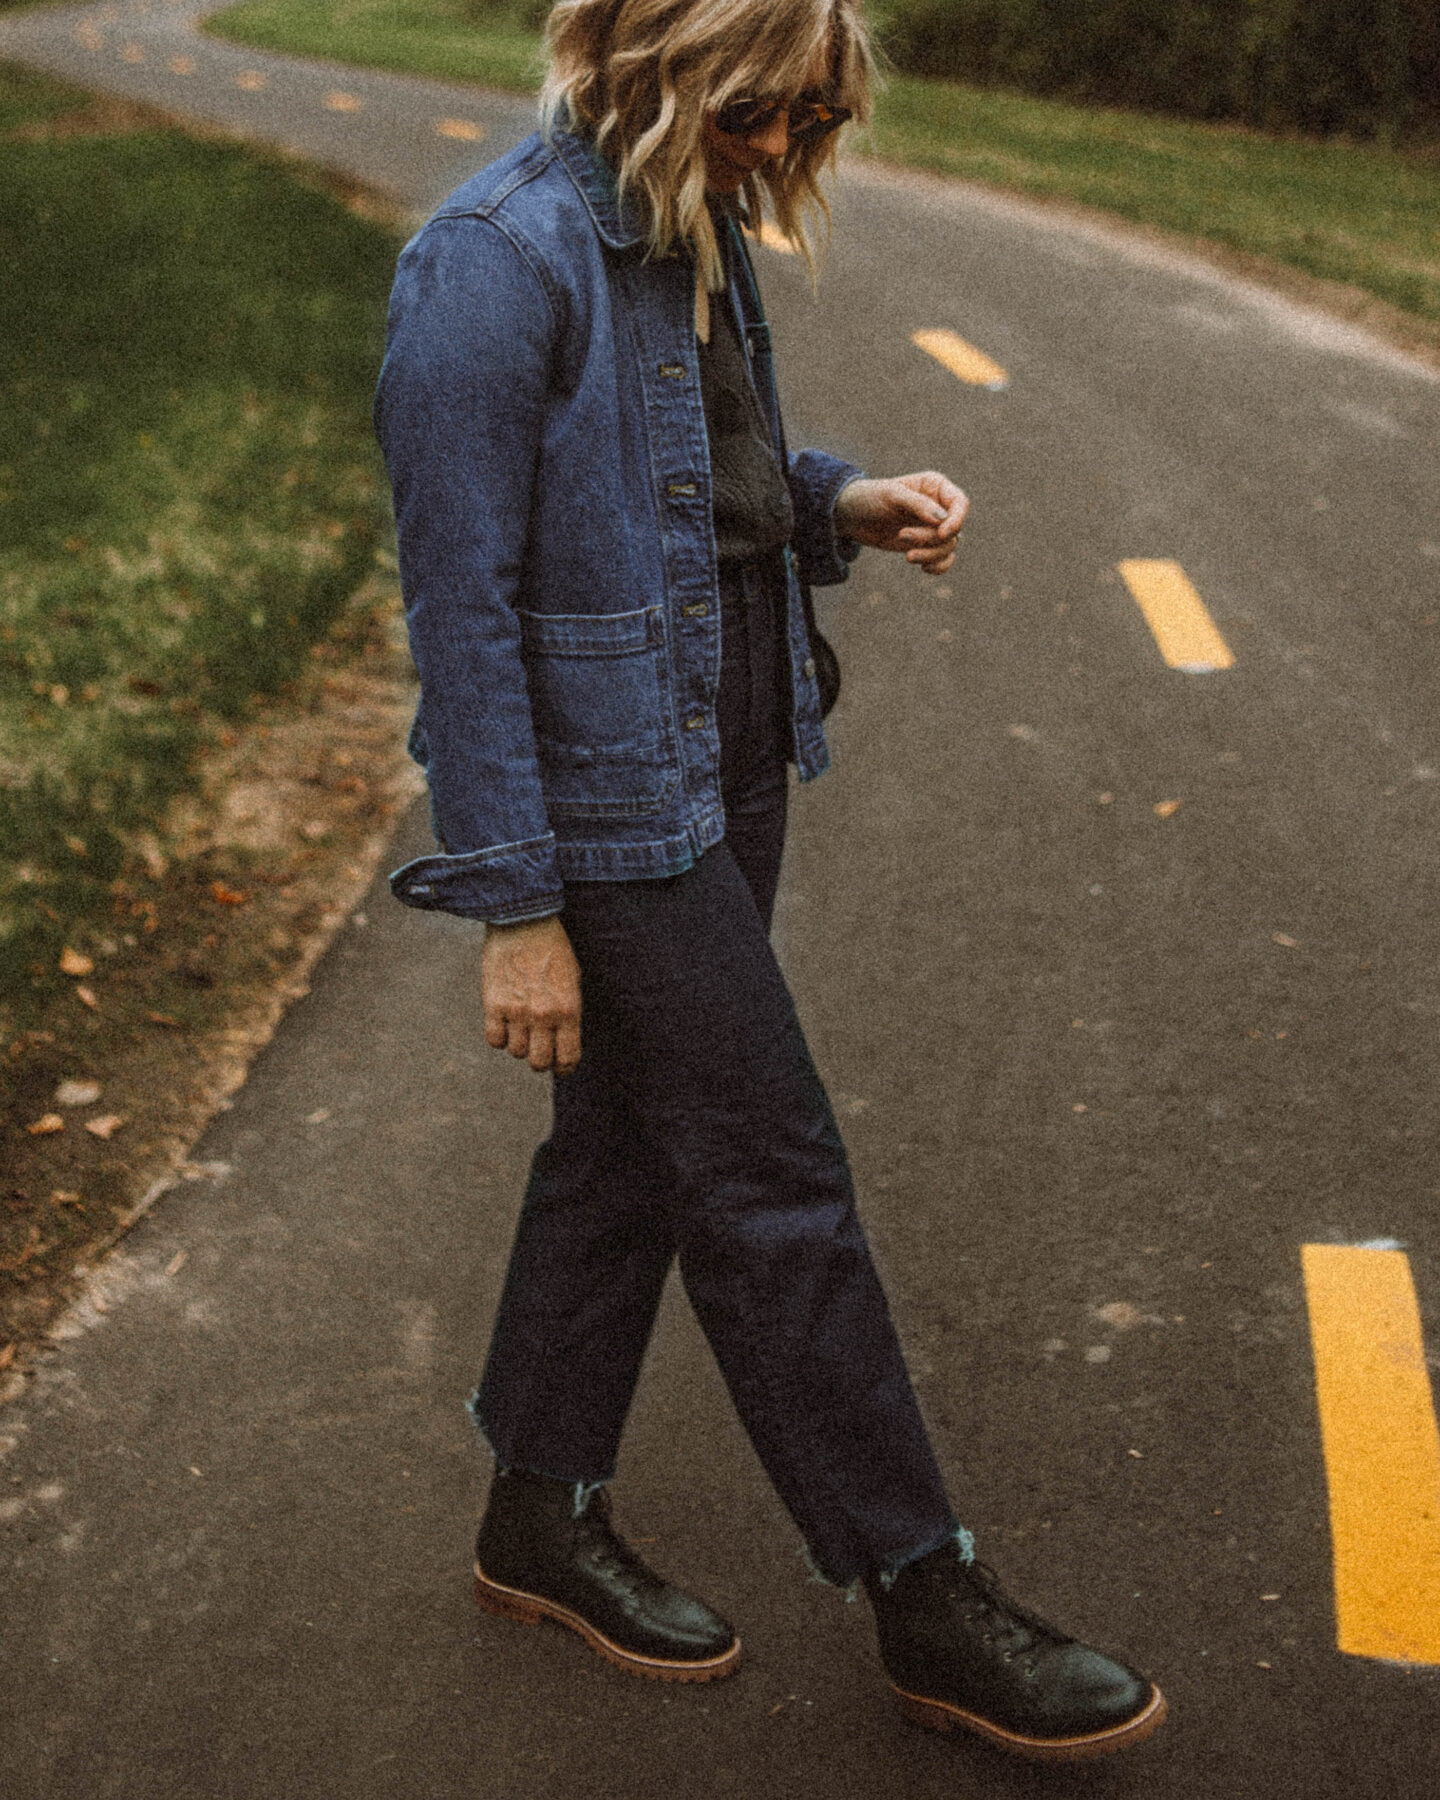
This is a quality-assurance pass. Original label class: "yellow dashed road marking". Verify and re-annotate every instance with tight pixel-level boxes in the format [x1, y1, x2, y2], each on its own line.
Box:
[435, 117, 485, 141]
[1302, 1245, 1440, 1664]
[1117, 558, 1234, 672]
[324, 90, 364, 113]
[911, 328, 1008, 390]
[235, 71, 266, 91]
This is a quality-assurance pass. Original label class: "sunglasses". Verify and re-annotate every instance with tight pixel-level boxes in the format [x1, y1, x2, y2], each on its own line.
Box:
[713, 93, 852, 144]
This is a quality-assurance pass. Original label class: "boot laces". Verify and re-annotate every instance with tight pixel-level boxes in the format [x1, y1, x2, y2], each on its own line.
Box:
[574, 1495, 660, 1601]
[949, 1559, 1070, 1667]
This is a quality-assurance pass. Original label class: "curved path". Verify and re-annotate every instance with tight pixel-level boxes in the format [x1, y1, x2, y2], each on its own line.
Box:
[4, 6, 1440, 1798]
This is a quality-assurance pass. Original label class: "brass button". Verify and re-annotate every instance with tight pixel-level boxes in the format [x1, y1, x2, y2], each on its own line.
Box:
[803, 657, 816, 679]
[684, 714, 706, 731]
[683, 602, 709, 618]
[667, 481, 698, 498]
[658, 362, 686, 378]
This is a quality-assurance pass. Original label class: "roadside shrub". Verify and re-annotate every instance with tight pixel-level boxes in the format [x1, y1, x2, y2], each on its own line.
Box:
[872, 0, 1439, 142]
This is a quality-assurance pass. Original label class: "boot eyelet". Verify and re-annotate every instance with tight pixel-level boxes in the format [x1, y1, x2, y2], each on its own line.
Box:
[1002, 1650, 1013, 1662]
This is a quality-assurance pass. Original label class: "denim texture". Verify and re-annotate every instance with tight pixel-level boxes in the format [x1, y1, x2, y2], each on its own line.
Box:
[375, 129, 862, 924]
[473, 566, 958, 1584]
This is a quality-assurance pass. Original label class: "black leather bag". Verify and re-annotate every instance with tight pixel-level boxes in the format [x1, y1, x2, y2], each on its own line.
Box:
[800, 581, 841, 718]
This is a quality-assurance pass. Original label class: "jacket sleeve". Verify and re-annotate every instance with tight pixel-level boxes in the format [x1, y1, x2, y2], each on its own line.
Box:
[786, 447, 864, 588]
[375, 216, 566, 925]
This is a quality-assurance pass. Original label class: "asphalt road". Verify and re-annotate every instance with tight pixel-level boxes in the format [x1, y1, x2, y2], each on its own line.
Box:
[4, 4, 1440, 1796]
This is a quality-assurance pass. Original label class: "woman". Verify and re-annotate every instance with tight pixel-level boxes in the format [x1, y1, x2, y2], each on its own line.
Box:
[376, 0, 1165, 1761]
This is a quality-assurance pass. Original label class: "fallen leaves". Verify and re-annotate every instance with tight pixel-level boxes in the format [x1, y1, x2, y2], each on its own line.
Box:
[1272, 932, 1299, 948]
[0, 1225, 45, 1271]
[53, 1079, 101, 1107]
[1153, 798, 1183, 818]
[84, 1115, 126, 1141]
[1093, 1302, 1150, 1330]
[58, 947, 93, 977]
[210, 882, 250, 905]
[75, 986, 98, 1010]
[27, 1114, 64, 1136]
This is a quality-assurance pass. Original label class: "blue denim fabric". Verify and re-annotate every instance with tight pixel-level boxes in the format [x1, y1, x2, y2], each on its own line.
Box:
[375, 129, 862, 924]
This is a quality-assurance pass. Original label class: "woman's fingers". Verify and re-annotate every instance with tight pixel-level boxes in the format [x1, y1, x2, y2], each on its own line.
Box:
[892, 476, 969, 547]
[482, 916, 583, 1074]
[553, 1016, 582, 1077]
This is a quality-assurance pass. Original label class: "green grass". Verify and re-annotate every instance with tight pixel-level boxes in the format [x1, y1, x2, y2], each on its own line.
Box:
[209, 0, 1440, 326]
[207, 0, 548, 91]
[1, 62, 399, 1032]
[870, 80, 1440, 326]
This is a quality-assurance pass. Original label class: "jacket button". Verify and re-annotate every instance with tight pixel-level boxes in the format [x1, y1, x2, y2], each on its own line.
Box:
[803, 657, 816, 679]
[684, 714, 706, 731]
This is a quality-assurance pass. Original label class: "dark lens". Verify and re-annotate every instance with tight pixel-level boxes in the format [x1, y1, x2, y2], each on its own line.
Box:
[788, 102, 851, 142]
[716, 98, 781, 137]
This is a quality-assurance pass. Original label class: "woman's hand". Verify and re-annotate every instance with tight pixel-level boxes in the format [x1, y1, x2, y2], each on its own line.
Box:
[833, 473, 970, 574]
[482, 915, 582, 1075]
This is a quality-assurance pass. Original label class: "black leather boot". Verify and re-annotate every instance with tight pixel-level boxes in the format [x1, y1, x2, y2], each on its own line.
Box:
[865, 1541, 1166, 1760]
[474, 1470, 741, 1682]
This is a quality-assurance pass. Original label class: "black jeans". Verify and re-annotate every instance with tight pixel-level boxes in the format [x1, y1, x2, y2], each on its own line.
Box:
[474, 562, 957, 1582]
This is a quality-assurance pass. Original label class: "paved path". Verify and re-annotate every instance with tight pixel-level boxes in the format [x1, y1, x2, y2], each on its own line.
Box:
[4, 6, 1440, 1796]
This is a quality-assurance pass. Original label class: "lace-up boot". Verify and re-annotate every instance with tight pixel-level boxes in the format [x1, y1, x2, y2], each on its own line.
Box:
[865, 1541, 1166, 1760]
[474, 1470, 740, 1682]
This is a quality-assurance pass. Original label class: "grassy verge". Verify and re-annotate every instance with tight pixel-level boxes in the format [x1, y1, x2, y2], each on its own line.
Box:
[1, 63, 414, 1359]
[2, 63, 398, 1031]
[208, 0, 1440, 330]
[207, 0, 548, 90]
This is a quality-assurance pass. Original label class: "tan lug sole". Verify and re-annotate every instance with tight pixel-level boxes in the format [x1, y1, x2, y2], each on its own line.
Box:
[473, 1562, 742, 1684]
[892, 1680, 1168, 1761]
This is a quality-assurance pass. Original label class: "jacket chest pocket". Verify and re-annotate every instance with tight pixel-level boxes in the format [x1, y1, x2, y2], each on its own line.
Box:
[517, 606, 678, 819]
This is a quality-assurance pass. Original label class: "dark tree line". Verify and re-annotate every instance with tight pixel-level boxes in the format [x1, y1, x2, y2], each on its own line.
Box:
[873, 0, 1439, 141]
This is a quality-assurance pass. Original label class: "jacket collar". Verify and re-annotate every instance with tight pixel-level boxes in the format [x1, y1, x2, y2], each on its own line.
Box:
[552, 129, 648, 251]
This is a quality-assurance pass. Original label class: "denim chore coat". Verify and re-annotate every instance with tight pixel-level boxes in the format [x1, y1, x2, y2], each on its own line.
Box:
[375, 128, 862, 925]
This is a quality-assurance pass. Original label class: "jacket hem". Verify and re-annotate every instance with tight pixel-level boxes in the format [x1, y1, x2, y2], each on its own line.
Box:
[555, 806, 726, 883]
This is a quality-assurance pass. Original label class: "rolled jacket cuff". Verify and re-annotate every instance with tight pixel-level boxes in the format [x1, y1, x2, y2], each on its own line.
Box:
[389, 832, 564, 924]
[789, 449, 865, 588]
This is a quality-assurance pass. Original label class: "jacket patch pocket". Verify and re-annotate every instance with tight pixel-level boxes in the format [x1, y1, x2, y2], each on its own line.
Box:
[517, 606, 677, 819]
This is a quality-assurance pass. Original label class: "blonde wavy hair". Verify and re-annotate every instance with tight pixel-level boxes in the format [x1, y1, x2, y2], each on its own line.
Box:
[540, 0, 875, 289]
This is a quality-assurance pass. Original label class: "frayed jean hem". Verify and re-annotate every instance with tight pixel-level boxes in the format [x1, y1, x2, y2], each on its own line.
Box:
[873, 1523, 976, 1591]
[465, 1390, 613, 1515]
[802, 1521, 976, 1600]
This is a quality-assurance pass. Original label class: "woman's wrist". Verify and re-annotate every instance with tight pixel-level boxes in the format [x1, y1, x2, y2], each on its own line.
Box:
[832, 476, 872, 539]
